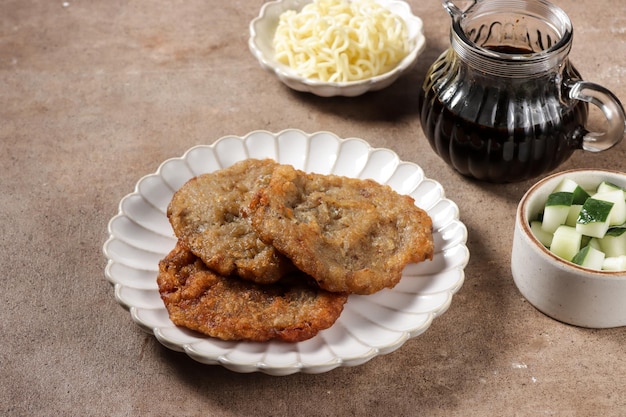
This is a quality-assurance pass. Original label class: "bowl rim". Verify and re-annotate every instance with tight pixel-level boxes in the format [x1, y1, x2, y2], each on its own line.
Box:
[518, 168, 626, 279]
[248, 0, 426, 90]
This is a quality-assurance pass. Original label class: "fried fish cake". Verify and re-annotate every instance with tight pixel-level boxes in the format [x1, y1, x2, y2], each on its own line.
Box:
[157, 242, 348, 342]
[249, 164, 434, 295]
[167, 159, 294, 284]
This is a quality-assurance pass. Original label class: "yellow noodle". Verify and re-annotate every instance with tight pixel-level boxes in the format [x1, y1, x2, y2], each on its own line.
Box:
[273, 0, 409, 82]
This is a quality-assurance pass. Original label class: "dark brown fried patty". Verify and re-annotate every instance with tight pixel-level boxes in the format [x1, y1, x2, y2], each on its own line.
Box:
[250, 164, 434, 295]
[167, 159, 294, 284]
[157, 242, 348, 342]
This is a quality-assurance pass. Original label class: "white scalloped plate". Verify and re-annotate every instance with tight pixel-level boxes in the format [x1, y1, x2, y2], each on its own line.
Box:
[103, 129, 469, 376]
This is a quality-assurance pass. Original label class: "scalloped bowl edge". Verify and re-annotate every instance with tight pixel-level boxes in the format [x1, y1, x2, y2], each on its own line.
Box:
[248, 0, 426, 97]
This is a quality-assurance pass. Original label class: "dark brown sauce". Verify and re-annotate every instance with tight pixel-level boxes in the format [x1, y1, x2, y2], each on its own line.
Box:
[484, 45, 536, 54]
[417, 52, 589, 183]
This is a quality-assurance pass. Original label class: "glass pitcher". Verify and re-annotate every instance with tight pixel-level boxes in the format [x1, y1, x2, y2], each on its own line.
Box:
[418, 0, 626, 183]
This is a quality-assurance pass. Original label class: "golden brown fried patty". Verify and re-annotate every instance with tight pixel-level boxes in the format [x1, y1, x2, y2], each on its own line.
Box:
[167, 159, 294, 284]
[157, 242, 348, 342]
[250, 164, 434, 295]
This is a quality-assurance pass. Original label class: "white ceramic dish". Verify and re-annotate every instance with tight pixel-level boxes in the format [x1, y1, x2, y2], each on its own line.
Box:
[512, 169, 626, 328]
[248, 0, 426, 97]
[103, 129, 469, 375]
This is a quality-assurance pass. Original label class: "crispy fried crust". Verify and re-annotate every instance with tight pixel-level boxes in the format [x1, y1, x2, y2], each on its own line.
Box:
[167, 159, 294, 284]
[250, 164, 434, 294]
[157, 242, 348, 342]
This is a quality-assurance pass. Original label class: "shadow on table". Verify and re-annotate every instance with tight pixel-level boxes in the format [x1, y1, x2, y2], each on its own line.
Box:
[278, 37, 448, 126]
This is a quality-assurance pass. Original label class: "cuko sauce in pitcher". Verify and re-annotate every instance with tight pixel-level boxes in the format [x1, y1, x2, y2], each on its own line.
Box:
[418, 0, 626, 183]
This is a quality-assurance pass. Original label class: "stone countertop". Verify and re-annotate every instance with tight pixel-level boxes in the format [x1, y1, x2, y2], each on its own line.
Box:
[2, 0, 625, 415]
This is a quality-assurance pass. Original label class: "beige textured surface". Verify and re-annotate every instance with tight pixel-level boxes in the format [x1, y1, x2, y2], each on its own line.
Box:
[2, 0, 625, 416]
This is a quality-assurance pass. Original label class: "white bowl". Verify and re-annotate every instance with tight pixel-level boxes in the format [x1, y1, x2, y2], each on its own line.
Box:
[511, 169, 626, 328]
[248, 0, 426, 97]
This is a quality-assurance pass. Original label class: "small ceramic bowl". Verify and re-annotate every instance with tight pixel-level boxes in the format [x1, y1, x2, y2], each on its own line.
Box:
[248, 0, 426, 97]
[511, 169, 626, 328]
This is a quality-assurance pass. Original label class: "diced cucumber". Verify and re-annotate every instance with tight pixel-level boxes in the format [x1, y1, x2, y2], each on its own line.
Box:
[597, 181, 623, 194]
[588, 237, 602, 250]
[598, 227, 626, 257]
[530, 220, 553, 247]
[576, 221, 611, 240]
[571, 245, 606, 270]
[572, 187, 592, 205]
[565, 204, 582, 227]
[532, 176, 626, 270]
[552, 178, 592, 204]
[602, 255, 626, 271]
[542, 192, 574, 233]
[592, 190, 626, 226]
[576, 197, 614, 238]
[550, 225, 582, 261]
[581, 234, 592, 249]
[553, 178, 579, 193]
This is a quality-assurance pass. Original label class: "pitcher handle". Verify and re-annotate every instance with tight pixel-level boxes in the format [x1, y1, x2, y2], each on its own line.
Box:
[567, 81, 626, 152]
[443, 0, 477, 20]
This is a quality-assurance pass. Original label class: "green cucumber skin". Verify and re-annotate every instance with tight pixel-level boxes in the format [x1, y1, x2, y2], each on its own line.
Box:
[592, 190, 626, 226]
[571, 245, 605, 270]
[572, 187, 591, 205]
[577, 198, 614, 224]
[546, 192, 574, 207]
[571, 245, 591, 265]
[605, 227, 626, 237]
